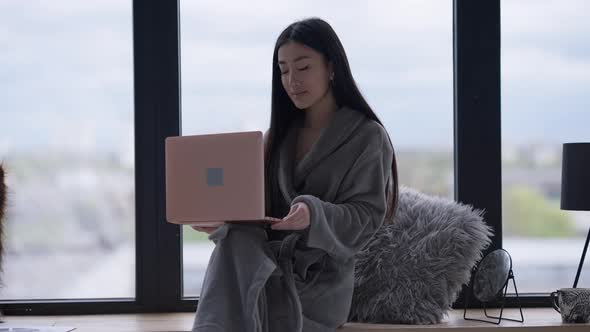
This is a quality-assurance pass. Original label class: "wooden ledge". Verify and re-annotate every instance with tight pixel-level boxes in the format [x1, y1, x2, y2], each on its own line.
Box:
[2, 308, 588, 332]
[341, 309, 588, 332]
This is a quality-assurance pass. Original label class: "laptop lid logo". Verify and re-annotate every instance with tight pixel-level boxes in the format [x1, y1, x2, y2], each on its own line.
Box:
[206, 168, 224, 186]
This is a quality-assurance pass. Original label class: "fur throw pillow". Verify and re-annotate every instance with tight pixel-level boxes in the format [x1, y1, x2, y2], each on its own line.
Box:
[348, 186, 494, 324]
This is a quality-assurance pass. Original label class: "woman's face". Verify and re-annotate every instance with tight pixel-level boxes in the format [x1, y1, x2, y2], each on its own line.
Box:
[277, 41, 333, 110]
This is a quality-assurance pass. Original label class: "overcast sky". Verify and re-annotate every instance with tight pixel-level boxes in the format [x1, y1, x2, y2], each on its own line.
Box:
[0, 0, 588, 157]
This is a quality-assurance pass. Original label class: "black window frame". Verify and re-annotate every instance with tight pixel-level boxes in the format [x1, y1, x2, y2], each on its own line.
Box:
[0, 0, 554, 315]
[453, 0, 551, 308]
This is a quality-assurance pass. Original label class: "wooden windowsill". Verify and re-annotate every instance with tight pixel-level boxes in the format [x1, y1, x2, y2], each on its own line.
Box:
[1, 308, 588, 332]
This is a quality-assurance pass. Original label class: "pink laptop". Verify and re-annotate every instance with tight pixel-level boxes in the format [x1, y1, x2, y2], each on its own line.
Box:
[165, 130, 282, 227]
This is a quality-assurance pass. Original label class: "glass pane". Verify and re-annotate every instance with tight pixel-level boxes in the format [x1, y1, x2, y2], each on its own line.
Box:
[180, 0, 453, 297]
[0, 1, 135, 299]
[501, 0, 590, 293]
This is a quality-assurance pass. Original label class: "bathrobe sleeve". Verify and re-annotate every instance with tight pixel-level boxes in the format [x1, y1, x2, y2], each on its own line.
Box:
[291, 123, 394, 263]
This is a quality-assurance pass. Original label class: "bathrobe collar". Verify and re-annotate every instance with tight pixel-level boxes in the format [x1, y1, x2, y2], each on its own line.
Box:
[278, 105, 367, 203]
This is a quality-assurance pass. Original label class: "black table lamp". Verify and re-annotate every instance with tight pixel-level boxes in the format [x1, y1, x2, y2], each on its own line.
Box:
[561, 142, 590, 288]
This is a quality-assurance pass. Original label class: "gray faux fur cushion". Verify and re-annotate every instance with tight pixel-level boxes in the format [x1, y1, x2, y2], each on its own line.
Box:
[348, 186, 494, 324]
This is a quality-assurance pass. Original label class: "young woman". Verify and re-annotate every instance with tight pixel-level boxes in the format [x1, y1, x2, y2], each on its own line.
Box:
[191, 17, 398, 332]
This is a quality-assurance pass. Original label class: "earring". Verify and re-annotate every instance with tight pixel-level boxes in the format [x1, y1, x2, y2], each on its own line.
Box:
[330, 72, 334, 81]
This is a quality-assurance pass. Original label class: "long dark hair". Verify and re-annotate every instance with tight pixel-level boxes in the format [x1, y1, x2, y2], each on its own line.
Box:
[265, 17, 399, 224]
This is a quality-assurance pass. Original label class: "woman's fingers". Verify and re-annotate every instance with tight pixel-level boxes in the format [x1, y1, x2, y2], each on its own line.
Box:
[191, 226, 218, 234]
[289, 204, 298, 213]
[269, 202, 311, 231]
[284, 207, 302, 222]
[271, 217, 302, 230]
[284, 204, 299, 218]
[270, 220, 286, 230]
[282, 214, 299, 224]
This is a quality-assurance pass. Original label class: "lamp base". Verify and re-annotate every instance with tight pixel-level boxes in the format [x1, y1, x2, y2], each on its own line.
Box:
[573, 226, 590, 288]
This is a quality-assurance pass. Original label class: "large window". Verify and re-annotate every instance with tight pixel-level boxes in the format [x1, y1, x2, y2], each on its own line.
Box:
[0, 1, 135, 299]
[4, 0, 573, 313]
[180, 0, 453, 298]
[501, 0, 590, 292]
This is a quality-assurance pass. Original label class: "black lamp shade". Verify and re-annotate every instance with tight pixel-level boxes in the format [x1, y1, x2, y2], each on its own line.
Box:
[561, 143, 590, 211]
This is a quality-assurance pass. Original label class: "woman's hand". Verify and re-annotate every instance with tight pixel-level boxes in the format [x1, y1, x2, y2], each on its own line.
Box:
[191, 225, 222, 235]
[270, 202, 311, 231]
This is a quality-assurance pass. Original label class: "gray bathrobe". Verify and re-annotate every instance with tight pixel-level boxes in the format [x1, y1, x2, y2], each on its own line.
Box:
[192, 105, 394, 332]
